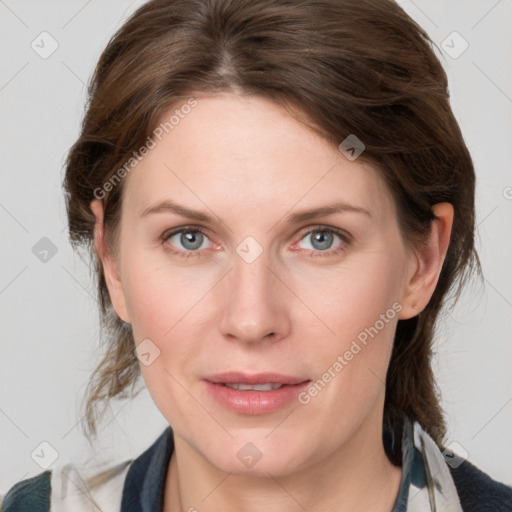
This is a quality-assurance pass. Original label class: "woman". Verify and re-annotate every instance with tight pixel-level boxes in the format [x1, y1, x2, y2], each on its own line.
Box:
[2, 0, 511, 510]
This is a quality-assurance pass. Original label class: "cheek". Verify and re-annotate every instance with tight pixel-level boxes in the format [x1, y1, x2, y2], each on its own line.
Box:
[293, 254, 404, 343]
[122, 250, 215, 338]
[121, 255, 212, 424]
[121, 253, 217, 392]
[291, 256, 403, 404]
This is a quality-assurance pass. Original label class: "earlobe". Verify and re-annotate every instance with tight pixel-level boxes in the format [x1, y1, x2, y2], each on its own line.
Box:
[398, 202, 454, 320]
[90, 199, 131, 324]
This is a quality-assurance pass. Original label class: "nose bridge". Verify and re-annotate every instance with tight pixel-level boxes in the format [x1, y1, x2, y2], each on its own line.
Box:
[219, 241, 288, 343]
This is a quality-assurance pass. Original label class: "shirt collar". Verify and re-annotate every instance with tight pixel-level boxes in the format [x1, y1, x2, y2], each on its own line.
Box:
[121, 424, 174, 512]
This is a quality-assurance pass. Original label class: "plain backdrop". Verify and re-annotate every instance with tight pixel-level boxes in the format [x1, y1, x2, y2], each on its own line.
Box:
[1, 0, 511, 493]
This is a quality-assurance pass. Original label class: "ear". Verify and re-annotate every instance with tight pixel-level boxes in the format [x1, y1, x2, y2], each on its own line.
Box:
[398, 202, 454, 320]
[90, 198, 131, 324]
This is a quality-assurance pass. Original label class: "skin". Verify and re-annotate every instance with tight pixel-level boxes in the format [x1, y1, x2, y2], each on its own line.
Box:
[91, 93, 453, 512]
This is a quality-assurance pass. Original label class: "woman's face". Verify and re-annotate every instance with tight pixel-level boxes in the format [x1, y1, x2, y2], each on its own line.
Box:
[95, 93, 426, 476]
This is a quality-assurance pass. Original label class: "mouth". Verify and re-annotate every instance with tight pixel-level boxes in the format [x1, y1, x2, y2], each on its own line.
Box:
[203, 372, 311, 414]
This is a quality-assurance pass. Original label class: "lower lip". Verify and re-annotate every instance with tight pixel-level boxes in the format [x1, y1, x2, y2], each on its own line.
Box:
[203, 380, 311, 415]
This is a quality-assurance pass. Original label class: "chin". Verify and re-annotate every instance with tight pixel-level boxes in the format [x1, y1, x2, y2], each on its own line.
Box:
[198, 433, 312, 478]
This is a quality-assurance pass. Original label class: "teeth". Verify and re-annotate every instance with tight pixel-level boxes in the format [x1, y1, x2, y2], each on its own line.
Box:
[224, 383, 283, 391]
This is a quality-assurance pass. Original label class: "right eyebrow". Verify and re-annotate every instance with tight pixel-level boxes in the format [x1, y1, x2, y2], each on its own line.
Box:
[139, 200, 214, 222]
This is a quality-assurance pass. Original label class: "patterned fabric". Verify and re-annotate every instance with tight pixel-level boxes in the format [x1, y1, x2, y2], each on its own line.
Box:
[0, 414, 488, 511]
[397, 419, 463, 511]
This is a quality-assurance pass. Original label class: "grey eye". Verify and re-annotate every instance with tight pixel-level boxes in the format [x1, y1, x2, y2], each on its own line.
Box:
[299, 230, 340, 251]
[169, 230, 208, 251]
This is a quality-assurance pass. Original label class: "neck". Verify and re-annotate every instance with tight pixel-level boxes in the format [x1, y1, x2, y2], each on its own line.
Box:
[164, 413, 402, 512]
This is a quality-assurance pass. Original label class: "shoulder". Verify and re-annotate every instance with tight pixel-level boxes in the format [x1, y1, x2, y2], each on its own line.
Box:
[0, 470, 51, 512]
[1, 458, 133, 512]
[1, 427, 173, 512]
[449, 458, 512, 511]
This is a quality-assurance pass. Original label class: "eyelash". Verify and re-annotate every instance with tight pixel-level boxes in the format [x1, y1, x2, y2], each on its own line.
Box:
[160, 225, 351, 260]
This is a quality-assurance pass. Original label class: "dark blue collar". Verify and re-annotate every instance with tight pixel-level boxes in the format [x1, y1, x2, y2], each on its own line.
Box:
[121, 417, 416, 511]
[121, 425, 174, 512]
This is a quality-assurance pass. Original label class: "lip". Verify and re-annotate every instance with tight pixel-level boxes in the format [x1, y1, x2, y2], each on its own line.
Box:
[203, 372, 311, 415]
[206, 372, 308, 386]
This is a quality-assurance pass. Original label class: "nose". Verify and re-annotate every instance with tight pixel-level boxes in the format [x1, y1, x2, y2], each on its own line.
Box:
[218, 247, 290, 346]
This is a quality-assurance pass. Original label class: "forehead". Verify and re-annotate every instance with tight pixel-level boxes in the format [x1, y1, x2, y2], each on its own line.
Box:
[122, 94, 396, 224]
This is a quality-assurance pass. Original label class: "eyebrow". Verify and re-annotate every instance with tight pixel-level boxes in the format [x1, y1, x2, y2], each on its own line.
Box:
[139, 199, 371, 224]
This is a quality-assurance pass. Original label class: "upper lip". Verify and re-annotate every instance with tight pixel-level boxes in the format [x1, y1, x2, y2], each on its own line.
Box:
[205, 372, 309, 386]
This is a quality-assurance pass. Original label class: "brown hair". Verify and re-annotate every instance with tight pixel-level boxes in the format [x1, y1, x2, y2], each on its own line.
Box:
[63, 0, 480, 445]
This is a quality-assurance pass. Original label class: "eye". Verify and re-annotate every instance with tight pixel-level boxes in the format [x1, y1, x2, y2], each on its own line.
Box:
[161, 225, 351, 260]
[294, 226, 350, 257]
[162, 227, 213, 258]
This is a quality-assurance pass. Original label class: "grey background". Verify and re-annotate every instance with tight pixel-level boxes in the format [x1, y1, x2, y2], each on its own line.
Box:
[1, 0, 511, 493]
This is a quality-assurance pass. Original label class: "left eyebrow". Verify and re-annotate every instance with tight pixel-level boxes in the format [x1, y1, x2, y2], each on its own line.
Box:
[284, 201, 372, 224]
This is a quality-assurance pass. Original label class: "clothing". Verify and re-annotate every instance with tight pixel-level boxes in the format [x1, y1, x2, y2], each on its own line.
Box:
[1, 415, 511, 511]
